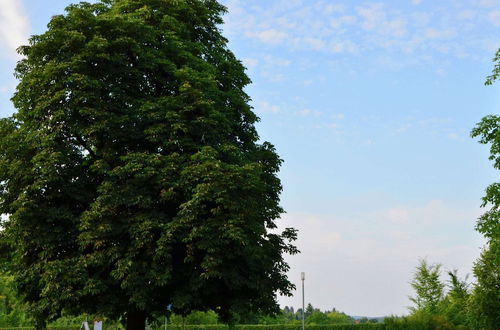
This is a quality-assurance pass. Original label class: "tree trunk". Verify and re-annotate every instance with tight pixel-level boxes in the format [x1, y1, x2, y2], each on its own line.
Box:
[127, 310, 146, 330]
[34, 317, 47, 330]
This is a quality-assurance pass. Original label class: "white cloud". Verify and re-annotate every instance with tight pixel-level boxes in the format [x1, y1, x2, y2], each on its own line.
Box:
[258, 101, 281, 113]
[425, 28, 456, 39]
[357, 4, 383, 31]
[412, 0, 423, 5]
[356, 3, 407, 37]
[394, 122, 412, 133]
[248, 29, 289, 44]
[297, 109, 322, 117]
[269, 0, 304, 13]
[224, 1, 361, 55]
[436, 67, 447, 75]
[481, 38, 500, 52]
[383, 207, 411, 224]
[0, 0, 29, 59]
[222, 0, 499, 62]
[478, 0, 500, 7]
[457, 9, 477, 20]
[298, 109, 311, 116]
[261, 71, 286, 82]
[262, 55, 292, 67]
[330, 15, 357, 29]
[488, 11, 500, 26]
[303, 37, 326, 51]
[320, 3, 345, 15]
[447, 132, 466, 141]
[412, 12, 431, 26]
[242, 57, 259, 69]
[329, 40, 359, 54]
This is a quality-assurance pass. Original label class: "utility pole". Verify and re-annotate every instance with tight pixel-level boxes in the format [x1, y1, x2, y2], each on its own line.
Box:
[301, 272, 305, 330]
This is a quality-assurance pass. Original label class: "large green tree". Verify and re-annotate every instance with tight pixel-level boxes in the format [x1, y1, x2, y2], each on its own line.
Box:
[469, 48, 500, 329]
[0, 0, 297, 328]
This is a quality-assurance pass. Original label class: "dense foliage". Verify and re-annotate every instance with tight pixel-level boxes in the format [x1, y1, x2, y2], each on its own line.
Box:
[0, 0, 297, 328]
[468, 48, 500, 329]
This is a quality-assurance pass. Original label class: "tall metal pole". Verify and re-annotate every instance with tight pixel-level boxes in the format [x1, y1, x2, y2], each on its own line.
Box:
[301, 272, 305, 330]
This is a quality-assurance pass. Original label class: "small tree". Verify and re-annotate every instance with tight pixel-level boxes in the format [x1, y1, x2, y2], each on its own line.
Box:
[325, 311, 351, 324]
[446, 270, 469, 301]
[305, 303, 315, 318]
[439, 270, 470, 327]
[409, 260, 444, 314]
[306, 311, 329, 325]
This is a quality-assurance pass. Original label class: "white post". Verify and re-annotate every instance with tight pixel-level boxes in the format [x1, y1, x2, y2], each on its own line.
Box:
[301, 272, 305, 330]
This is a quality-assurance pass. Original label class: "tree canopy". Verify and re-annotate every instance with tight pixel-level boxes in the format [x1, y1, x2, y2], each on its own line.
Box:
[0, 0, 297, 328]
[469, 48, 500, 329]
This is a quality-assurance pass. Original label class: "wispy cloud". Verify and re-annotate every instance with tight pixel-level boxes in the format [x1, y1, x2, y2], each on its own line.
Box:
[222, 0, 500, 61]
[488, 10, 500, 26]
[0, 0, 29, 59]
[425, 28, 456, 40]
[479, 0, 500, 8]
[242, 57, 259, 69]
[257, 101, 281, 113]
[356, 3, 407, 37]
[296, 108, 322, 117]
[262, 55, 292, 67]
[248, 29, 289, 45]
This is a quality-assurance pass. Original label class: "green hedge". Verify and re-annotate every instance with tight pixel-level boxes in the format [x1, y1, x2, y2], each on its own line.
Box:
[154, 325, 386, 330]
[237, 325, 385, 330]
[1, 323, 472, 330]
[1, 321, 473, 330]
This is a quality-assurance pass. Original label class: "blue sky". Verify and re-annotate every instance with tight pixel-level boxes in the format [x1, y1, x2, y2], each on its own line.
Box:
[1, 0, 499, 317]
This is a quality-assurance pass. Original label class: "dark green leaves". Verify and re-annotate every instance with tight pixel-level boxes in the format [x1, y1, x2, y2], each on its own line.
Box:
[1, 0, 296, 325]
